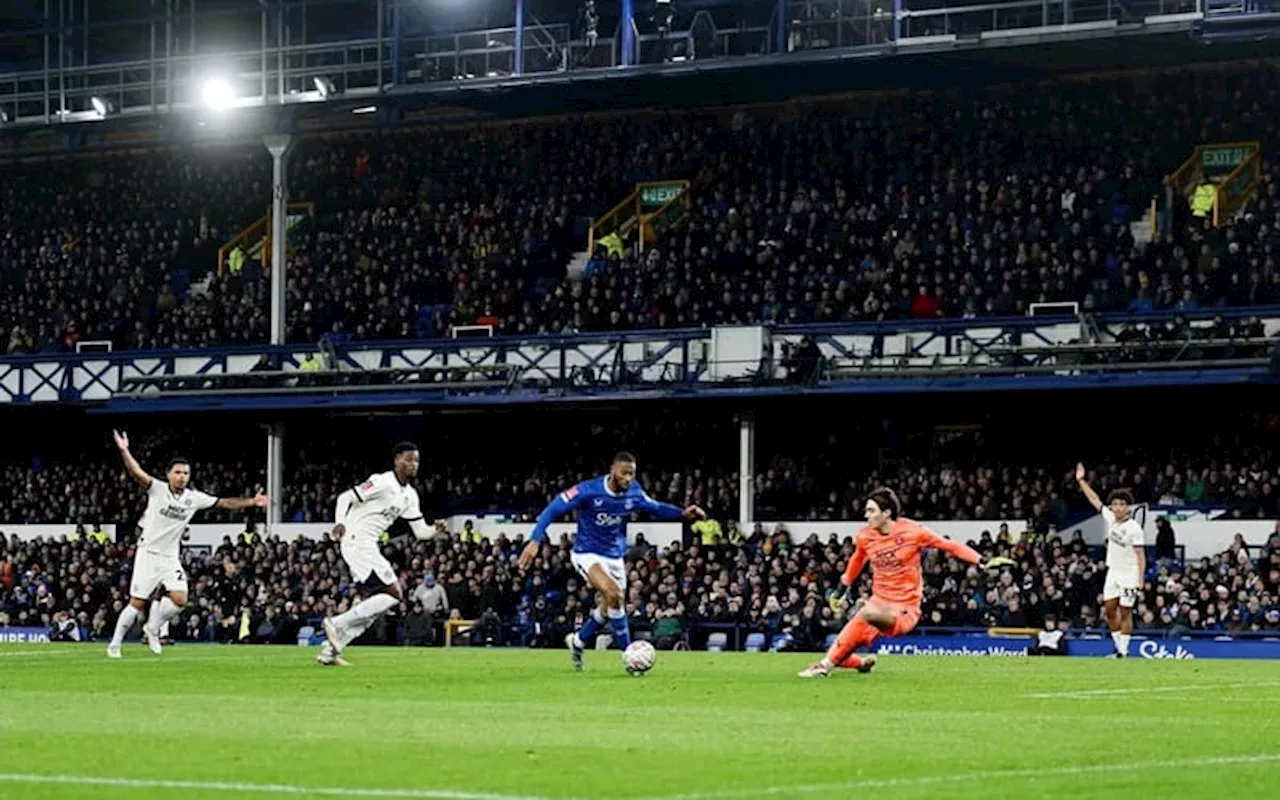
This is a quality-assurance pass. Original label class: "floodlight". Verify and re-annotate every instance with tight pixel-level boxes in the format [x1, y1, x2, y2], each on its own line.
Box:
[91, 96, 115, 117]
[313, 76, 337, 99]
[201, 78, 235, 111]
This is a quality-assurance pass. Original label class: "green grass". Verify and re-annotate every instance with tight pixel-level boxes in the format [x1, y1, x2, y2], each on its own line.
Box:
[2, 645, 1279, 799]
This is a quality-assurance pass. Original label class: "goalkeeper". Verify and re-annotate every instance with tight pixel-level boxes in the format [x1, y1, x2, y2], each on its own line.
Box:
[799, 488, 1010, 678]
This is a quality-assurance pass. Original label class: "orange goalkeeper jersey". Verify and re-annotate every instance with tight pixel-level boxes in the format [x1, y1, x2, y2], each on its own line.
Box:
[841, 518, 982, 606]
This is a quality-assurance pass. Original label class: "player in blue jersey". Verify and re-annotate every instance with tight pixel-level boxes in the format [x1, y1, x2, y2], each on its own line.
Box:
[517, 451, 705, 672]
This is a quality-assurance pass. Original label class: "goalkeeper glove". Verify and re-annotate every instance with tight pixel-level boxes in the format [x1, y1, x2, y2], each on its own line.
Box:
[980, 556, 1016, 570]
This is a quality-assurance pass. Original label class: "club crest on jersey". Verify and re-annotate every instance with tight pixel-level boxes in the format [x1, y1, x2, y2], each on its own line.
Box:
[625, 499, 635, 510]
[894, 535, 905, 546]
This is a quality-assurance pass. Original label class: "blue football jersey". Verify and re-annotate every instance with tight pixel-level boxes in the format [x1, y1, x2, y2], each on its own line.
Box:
[529, 475, 684, 559]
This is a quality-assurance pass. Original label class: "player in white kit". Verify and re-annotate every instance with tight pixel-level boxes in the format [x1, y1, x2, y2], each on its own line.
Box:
[107, 431, 268, 659]
[317, 442, 443, 667]
[1076, 463, 1146, 658]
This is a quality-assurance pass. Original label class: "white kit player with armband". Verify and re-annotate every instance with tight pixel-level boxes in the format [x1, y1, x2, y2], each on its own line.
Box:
[107, 430, 267, 660]
[317, 441, 444, 667]
[1076, 463, 1146, 658]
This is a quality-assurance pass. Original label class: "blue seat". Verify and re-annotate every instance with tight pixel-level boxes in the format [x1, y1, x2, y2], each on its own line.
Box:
[297, 625, 315, 646]
[706, 632, 728, 652]
[744, 632, 766, 652]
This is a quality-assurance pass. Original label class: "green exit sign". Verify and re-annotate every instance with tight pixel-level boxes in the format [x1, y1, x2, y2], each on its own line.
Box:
[1202, 146, 1251, 171]
[640, 183, 683, 209]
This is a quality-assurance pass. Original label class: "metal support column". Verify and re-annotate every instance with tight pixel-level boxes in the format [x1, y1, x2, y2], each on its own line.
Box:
[390, 0, 401, 86]
[266, 424, 285, 533]
[777, 0, 787, 54]
[264, 133, 294, 532]
[261, 5, 268, 101]
[43, 0, 51, 122]
[621, 0, 635, 66]
[150, 0, 158, 110]
[514, 0, 525, 77]
[376, 0, 384, 90]
[738, 413, 755, 531]
[893, 0, 902, 41]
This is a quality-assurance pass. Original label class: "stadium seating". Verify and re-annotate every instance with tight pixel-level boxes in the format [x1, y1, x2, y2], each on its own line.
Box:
[3, 63, 1280, 353]
[3, 520, 1276, 649]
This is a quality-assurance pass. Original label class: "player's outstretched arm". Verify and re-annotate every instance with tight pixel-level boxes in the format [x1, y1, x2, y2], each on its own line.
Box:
[215, 491, 268, 511]
[113, 430, 154, 488]
[637, 487, 703, 522]
[1075, 462, 1103, 512]
[920, 528, 983, 565]
[518, 488, 581, 569]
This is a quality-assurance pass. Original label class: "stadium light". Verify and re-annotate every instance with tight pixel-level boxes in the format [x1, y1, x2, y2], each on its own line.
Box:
[200, 78, 235, 111]
[313, 76, 338, 99]
[91, 96, 116, 118]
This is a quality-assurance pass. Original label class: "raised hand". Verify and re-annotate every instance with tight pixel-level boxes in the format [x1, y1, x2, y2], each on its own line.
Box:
[113, 430, 130, 451]
[517, 540, 540, 571]
[683, 505, 707, 521]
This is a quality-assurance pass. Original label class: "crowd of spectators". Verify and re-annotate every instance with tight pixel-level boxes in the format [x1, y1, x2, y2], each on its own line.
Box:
[4, 516, 1279, 651]
[4, 63, 1280, 354]
[3, 411, 1279, 528]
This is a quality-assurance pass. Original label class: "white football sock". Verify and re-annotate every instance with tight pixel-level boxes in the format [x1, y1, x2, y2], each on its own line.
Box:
[110, 605, 141, 647]
[1111, 630, 1125, 654]
[154, 597, 181, 633]
[1118, 633, 1131, 656]
[335, 593, 399, 648]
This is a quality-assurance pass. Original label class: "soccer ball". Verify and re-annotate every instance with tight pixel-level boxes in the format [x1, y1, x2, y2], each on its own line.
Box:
[623, 640, 657, 675]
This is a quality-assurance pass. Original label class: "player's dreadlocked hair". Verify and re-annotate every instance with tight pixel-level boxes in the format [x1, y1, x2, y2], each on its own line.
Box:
[868, 487, 901, 519]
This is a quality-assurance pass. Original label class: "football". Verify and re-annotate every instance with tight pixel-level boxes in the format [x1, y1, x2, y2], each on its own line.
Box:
[623, 640, 657, 675]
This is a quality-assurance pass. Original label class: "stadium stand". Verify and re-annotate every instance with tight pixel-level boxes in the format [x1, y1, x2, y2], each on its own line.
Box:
[4, 515, 1278, 649]
[3, 63, 1280, 353]
[3, 407, 1279, 649]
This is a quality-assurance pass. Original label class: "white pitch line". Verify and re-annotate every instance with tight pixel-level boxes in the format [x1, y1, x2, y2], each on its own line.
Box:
[0, 650, 81, 658]
[639, 753, 1280, 800]
[0, 773, 549, 800]
[1026, 680, 1280, 699]
[7, 754, 1277, 800]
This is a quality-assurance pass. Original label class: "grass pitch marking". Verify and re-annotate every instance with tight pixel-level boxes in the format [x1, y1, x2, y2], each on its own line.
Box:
[641, 753, 1280, 800]
[1, 753, 1278, 799]
[0, 774, 547, 800]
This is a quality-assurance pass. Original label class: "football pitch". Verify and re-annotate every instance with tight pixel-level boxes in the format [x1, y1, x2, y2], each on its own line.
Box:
[2, 646, 1279, 799]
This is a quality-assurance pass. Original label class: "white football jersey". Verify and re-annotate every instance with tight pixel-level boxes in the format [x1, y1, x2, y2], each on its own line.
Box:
[1102, 506, 1144, 581]
[137, 479, 217, 556]
[344, 471, 423, 544]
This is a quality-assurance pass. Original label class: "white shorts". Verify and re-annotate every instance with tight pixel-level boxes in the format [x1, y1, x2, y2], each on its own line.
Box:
[571, 552, 627, 593]
[130, 550, 188, 599]
[341, 538, 397, 586]
[1103, 572, 1141, 608]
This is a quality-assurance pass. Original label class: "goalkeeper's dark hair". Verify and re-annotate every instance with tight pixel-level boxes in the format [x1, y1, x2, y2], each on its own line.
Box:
[1107, 488, 1135, 505]
[392, 441, 419, 459]
[868, 487, 901, 519]
[167, 457, 190, 471]
[613, 451, 637, 465]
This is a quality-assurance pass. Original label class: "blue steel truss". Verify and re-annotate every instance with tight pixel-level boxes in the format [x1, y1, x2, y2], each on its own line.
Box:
[0, 306, 1274, 412]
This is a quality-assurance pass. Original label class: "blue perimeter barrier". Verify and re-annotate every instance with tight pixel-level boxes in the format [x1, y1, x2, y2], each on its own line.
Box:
[6, 626, 1279, 659]
[874, 635, 1280, 660]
